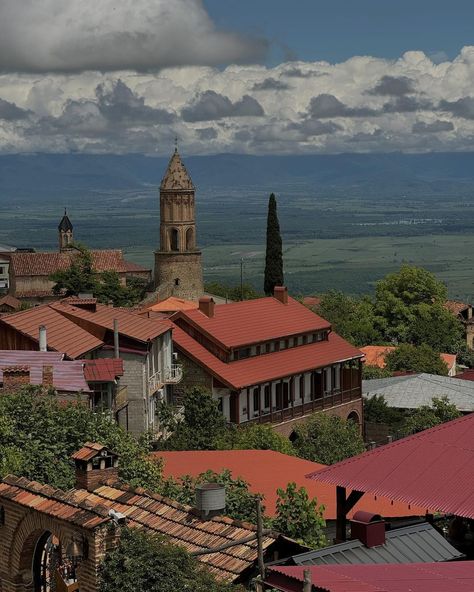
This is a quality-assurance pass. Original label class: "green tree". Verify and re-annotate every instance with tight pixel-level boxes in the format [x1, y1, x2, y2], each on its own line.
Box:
[317, 291, 381, 346]
[272, 482, 327, 548]
[264, 193, 283, 296]
[408, 303, 463, 351]
[362, 365, 392, 379]
[374, 265, 449, 342]
[98, 528, 234, 592]
[158, 388, 227, 451]
[218, 424, 294, 455]
[363, 394, 404, 428]
[293, 413, 365, 465]
[402, 396, 461, 435]
[50, 243, 98, 297]
[160, 469, 263, 523]
[204, 281, 261, 301]
[0, 387, 161, 490]
[385, 343, 448, 376]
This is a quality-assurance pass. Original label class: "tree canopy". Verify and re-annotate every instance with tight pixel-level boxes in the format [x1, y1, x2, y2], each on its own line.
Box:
[50, 243, 147, 306]
[204, 281, 261, 302]
[264, 193, 283, 295]
[402, 396, 461, 435]
[98, 528, 235, 592]
[292, 413, 365, 465]
[385, 343, 448, 375]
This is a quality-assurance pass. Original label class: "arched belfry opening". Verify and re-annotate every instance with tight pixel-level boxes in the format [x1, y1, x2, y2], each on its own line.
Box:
[154, 147, 204, 300]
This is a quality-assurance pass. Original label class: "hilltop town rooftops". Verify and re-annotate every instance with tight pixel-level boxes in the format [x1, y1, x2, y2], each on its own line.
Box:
[174, 295, 331, 350]
[0, 300, 172, 359]
[0, 350, 90, 392]
[172, 324, 362, 389]
[154, 450, 426, 520]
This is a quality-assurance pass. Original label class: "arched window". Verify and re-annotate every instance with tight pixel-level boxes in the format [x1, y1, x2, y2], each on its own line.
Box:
[186, 227, 194, 251]
[169, 228, 179, 251]
[347, 411, 360, 425]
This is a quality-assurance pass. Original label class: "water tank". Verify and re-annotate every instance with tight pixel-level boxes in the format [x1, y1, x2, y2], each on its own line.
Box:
[195, 483, 226, 519]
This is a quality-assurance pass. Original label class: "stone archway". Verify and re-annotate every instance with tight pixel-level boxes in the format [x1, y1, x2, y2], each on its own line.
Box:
[347, 410, 360, 425]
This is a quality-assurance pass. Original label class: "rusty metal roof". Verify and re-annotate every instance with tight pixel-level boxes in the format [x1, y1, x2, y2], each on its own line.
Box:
[307, 413, 474, 519]
[266, 563, 474, 592]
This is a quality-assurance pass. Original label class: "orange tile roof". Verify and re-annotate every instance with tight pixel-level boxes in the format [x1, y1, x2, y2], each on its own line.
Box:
[175, 296, 331, 350]
[9, 250, 133, 276]
[445, 300, 471, 315]
[146, 296, 199, 313]
[153, 450, 427, 521]
[0, 471, 282, 582]
[302, 296, 321, 307]
[0, 304, 103, 359]
[0, 294, 22, 310]
[173, 325, 362, 389]
[72, 442, 109, 461]
[361, 346, 456, 371]
[51, 301, 172, 343]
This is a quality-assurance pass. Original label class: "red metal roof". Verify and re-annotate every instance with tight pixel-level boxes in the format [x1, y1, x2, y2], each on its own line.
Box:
[0, 350, 90, 392]
[266, 563, 474, 592]
[173, 325, 362, 389]
[0, 304, 103, 359]
[175, 296, 331, 349]
[83, 359, 124, 382]
[456, 369, 474, 382]
[307, 413, 474, 520]
[154, 450, 425, 520]
[51, 301, 171, 343]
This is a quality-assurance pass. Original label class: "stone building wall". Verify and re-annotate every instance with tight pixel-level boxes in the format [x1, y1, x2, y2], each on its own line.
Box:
[154, 251, 203, 302]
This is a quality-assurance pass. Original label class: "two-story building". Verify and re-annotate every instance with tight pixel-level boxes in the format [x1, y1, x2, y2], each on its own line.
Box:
[171, 287, 364, 436]
[0, 296, 182, 434]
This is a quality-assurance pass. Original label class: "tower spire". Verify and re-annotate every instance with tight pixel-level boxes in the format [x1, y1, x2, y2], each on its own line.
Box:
[58, 209, 73, 251]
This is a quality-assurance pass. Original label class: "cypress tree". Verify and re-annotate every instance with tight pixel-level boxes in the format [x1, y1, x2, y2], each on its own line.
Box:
[264, 193, 283, 295]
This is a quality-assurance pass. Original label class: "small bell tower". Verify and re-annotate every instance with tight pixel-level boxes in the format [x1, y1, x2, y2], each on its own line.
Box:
[58, 209, 74, 252]
[154, 146, 204, 300]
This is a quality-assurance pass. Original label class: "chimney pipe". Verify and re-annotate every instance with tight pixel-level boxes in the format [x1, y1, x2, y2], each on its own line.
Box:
[273, 286, 288, 304]
[39, 325, 47, 352]
[113, 319, 119, 359]
[198, 297, 215, 318]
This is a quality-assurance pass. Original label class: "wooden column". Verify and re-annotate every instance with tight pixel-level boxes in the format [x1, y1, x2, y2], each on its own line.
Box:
[336, 486, 365, 543]
[259, 384, 263, 422]
[270, 382, 274, 423]
[290, 376, 295, 418]
[247, 389, 250, 422]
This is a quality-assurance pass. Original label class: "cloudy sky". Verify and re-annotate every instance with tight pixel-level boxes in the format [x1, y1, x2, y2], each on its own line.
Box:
[2, 0, 474, 155]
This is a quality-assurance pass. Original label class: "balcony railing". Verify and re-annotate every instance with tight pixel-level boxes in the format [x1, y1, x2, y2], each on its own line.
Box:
[148, 370, 163, 395]
[164, 364, 183, 384]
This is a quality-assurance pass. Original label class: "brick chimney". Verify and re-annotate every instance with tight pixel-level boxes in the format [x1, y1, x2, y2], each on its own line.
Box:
[350, 511, 386, 548]
[72, 443, 119, 492]
[199, 297, 215, 318]
[2, 366, 30, 391]
[42, 365, 54, 388]
[274, 286, 288, 304]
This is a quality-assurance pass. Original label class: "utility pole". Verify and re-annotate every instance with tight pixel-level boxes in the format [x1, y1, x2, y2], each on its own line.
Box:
[256, 498, 265, 580]
[240, 257, 244, 301]
[303, 568, 312, 592]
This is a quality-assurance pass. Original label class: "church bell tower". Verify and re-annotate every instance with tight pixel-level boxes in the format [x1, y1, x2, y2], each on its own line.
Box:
[58, 209, 74, 252]
[154, 148, 204, 300]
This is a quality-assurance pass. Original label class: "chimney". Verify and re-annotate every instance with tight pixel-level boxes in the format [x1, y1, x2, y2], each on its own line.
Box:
[113, 319, 120, 359]
[350, 511, 386, 548]
[42, 365, 54, 388]
[2, 366, 30, 391]
[274, 286, 288, 304]
[72, 443, 119, 492]
[198, 297, 215, 318]
[39, 325, 47, 352]
[195, 483, 226, 519]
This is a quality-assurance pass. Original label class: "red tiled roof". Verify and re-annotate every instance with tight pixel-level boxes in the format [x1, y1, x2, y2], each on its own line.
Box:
[303, 296, 321, 307]
[72, 442, 109, 461]
[175, 296, 331, 349]
[361, 346, 456, 371]
[122, 260, 150, 273]
[10, 250, 132, 276]
[456, 369, 474, 382]
[51, 301, 171, 343]
[173, 325, 362, 389]
[146, 296, 199, 313]
[307, 412, 474, 520]
[83, 359, 124, 382]
[153, 450, 425, 520]
[0, 294, 22, 310]
[0, 304, 103, 359]
[266, 563, 474, 592]
[0, 350, 90, 392]
[445, 299, 471, 315]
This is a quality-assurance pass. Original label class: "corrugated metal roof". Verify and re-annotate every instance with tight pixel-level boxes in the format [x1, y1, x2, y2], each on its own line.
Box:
[287, 523, 462, 566]
[175, 296, 331, 350]
[0, 350, 90, 392]
[266, 562, 474, 592]
[307, 413, 474, 520]
[83, 359, 124, 382]
[173, 325, 362, 389]
[363, 373, 474, 412]
[154, 450, 425, 520]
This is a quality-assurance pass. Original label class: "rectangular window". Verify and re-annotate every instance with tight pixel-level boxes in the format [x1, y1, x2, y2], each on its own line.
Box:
[300, 375, 305, 402]
[274, 341, 280, 352]
[0, 267, 4, 275]
[253, 388, 260, 412]
[302, 335, 308, 345]
[275, 383, 282, 409]
[264, 385, 271, 409]
[238, 347, 251, 359]
[265, 343, 271, 353]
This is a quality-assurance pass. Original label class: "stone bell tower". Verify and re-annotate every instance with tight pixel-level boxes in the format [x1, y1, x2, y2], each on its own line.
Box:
[154, 148, 204, 300]
[58, 209, 74, 252]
